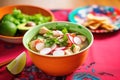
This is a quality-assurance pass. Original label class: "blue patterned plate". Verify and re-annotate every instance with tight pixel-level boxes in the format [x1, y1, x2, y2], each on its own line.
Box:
[69, 5, 120, 33]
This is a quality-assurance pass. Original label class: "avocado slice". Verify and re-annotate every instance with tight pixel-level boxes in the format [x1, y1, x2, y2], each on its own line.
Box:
[17, 21, 36, 34]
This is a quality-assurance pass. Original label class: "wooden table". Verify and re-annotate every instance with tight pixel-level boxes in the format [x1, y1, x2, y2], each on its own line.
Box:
[0, 0, 120, 9]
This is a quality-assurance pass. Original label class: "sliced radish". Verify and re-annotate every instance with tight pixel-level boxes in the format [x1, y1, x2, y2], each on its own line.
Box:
[39, 48, 52, 55]
[35, 43, 44, 51]
[73, 36, 81, 45]
[67, 33, 74, 43]
[55, 47, 66, 50]
[29, 39, 41, 51]
[53, 30, 63, 37]
[52, 50, 65, 56]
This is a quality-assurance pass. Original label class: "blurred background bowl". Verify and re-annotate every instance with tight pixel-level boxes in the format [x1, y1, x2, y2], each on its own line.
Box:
[0, 35, 23, 44]
[0, 4, 55, 44]
[23, 21, 93, 76]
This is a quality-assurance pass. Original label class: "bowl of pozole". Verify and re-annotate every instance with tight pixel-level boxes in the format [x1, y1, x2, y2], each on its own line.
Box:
[23, 21, 93, 76]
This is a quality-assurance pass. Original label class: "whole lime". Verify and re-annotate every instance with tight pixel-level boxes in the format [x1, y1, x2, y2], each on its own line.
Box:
[0, 21, 17, 36]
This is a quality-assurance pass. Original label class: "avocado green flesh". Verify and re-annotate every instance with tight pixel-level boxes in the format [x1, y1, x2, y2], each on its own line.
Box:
[17, 23, 32, 31]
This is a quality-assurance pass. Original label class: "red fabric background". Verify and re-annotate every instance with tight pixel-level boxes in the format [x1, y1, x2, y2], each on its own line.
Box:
[0, 10, 120, 80]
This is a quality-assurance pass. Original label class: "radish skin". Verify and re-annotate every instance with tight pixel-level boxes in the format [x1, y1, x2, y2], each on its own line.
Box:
[55, 47, 66, 50]
[67, 33, 74, 43]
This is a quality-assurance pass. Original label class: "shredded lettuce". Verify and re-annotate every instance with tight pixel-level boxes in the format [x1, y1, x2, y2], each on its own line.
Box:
[45, 38, 59, 47]
[1, 8, 51, 26]
[44, 28, 69, 47]
[45, 38, 55, 47]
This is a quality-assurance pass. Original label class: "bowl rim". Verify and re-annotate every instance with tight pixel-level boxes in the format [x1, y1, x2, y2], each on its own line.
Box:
[0, 34, 23, 39]
[23, 21, 94, 58]
[0, 4, 55, 21]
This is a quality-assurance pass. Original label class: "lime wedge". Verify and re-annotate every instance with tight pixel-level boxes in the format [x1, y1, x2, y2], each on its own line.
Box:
[7, 51, 26, 75]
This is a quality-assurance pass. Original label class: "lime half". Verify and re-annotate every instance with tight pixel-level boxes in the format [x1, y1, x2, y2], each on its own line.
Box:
[7, 51, 26, 75]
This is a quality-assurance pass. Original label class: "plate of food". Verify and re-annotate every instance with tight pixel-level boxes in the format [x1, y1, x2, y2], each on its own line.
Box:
[68, 5, 120, 33]
[0, 5, 54, 43]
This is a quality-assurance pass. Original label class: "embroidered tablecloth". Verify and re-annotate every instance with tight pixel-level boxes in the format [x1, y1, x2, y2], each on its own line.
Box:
[0, 10, 120, 80]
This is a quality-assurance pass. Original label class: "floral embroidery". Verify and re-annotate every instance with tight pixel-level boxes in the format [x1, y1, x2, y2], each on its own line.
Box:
[73, 72, 100, 80]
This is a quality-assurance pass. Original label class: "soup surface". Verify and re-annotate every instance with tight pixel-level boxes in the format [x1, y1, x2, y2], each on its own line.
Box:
[29, 26, 89, 56]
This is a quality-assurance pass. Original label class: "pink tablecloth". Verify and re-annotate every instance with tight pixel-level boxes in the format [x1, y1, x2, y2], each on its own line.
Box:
[0, 10, 120, 80]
